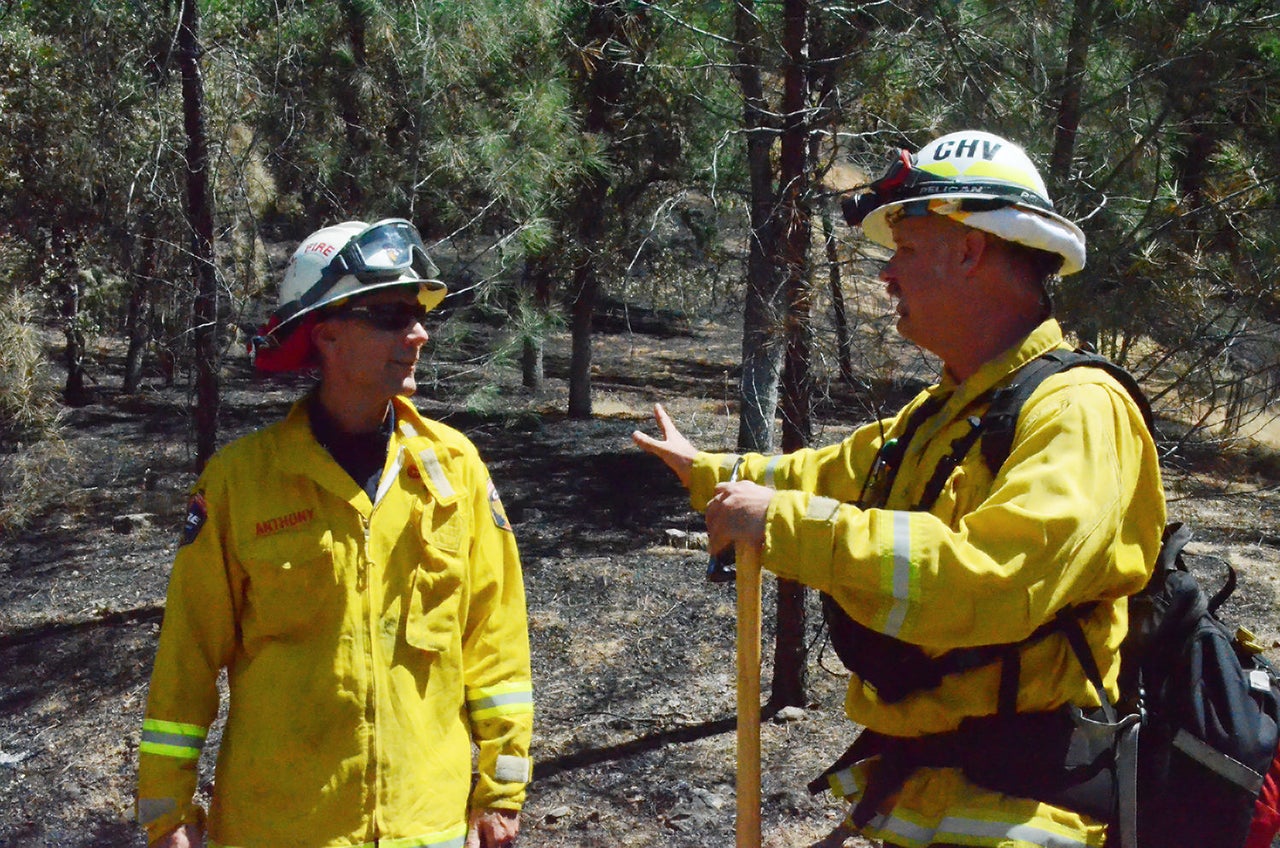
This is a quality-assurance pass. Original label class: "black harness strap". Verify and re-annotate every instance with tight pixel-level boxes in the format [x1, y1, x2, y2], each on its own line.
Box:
[815, 347, 1156, 828]
[980, 349, 1153, 477]
[917, 415, 984, 512]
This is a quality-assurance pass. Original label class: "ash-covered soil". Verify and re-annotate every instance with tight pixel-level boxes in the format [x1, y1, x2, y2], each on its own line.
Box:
[2, 309, 1278, 848]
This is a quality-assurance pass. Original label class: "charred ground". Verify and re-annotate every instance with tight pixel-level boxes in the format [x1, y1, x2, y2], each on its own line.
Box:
[2, 306, 1279, 848]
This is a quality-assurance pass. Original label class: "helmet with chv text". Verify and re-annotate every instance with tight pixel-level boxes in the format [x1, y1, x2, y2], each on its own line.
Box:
[842, 131, 1086, 275]
[250, 218, 447, 372]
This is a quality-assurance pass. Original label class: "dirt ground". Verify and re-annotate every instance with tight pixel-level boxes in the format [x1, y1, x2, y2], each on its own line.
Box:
[2, 306, 1279, 848]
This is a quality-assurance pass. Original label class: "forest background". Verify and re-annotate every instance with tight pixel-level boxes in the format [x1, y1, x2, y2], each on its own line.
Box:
[1, 1, 1279, 846]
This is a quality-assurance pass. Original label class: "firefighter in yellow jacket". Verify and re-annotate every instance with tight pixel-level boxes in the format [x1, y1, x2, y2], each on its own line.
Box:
[634, 132, 1165, 847]
[137, 219, 533, 848]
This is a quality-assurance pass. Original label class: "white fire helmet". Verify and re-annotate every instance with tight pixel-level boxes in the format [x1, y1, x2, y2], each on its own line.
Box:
[843, 131, 1087, 275]
[251, 218, 447, 371]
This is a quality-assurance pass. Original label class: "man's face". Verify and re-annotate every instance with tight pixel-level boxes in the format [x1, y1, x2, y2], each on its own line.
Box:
[315, 286, 430, 403]
[879, 213, 973, 357]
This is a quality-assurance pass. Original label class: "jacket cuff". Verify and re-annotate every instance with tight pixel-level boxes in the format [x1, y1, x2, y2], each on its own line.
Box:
[762, 490, 839, 590]
[471, 754, 532, 811]
[688, 452, 737, 512]
[141, 801, 204, 847]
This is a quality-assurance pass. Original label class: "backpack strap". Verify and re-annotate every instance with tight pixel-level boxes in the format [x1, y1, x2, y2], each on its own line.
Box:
[1057, 608, 1118, 724]
[980, 349, 1155, 477]
[855, 393, 947, 509]
[917, 415, 984, 512]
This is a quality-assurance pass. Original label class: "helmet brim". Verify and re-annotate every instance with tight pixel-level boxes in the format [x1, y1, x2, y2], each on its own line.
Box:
[861, 195, 1086, 276]
[266, 275, 447, 344]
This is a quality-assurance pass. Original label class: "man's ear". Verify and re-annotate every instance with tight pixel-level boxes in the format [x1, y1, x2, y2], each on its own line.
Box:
[310, 318, 338, 362]
[958, 228, 989, 273]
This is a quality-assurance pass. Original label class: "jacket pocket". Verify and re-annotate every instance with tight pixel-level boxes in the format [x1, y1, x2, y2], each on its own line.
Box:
[241, 531, 340, 645]
[405, 566, 462, 654]
[404, 501, 467, 654]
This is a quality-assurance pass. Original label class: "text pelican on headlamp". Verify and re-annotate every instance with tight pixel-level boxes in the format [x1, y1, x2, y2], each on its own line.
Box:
[841, 147, 1056, 228]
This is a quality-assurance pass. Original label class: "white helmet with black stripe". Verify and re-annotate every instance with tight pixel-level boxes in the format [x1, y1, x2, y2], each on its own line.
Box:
[843, 131, 1086, 275]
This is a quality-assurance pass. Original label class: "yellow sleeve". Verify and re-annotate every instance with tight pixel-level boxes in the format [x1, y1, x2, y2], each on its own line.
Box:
[761, 375, 1163, 651]
[136, 457, 239, 843]
[461, 454, 533, 812]
[687, 416, 892, 513]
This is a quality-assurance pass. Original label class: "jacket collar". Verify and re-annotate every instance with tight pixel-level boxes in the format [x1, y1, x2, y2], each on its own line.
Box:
[912, 319, 1068, 448]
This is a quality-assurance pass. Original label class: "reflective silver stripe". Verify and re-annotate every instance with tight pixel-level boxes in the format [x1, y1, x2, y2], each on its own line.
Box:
[805, 495, 840, 523]
[419, 448, 455, 499]
[140, 729, 204, 750]
[861, 808, 933, 847]
[494, 753, 532, 783]
[376, 447, 405, 507]
[141, 718, 206, 739]
[882, 511, 913, 638]
[1173, 728, 1264, 793]
[211, 828, 467, 848]
[863, 809, 1093, 848]
[381, 834, 467, 848]
[399, 419, 421, 438]
[139, 719, 205, 760]
[763, 455, 781, 488]
[468, 689, 534, 712]
[136, 797, 177, 825]
[937, 815, 1092, 847]
[830, 766, 861, 798]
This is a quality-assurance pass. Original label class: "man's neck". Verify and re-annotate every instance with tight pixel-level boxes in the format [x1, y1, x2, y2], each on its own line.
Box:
[944, 315, 1042, 382]
[314, 383, 393, 435]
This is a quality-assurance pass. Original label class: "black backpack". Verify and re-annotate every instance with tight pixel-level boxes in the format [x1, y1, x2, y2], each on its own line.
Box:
[1107, 521, 1280, 847]
[817, 348, 1280, 848]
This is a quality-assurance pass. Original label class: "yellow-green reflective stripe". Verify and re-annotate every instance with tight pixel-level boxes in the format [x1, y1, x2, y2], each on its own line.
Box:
[882, 511, 913, 638]
[139, 741, 202, 760]
[469, 689, 534, 721]
[140, 719, 206, 759]
[142, 718, 207, 740]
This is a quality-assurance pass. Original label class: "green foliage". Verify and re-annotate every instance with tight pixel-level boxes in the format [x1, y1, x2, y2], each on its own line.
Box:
[0, 0, 1274, 451]
[0, 286, 61, 447]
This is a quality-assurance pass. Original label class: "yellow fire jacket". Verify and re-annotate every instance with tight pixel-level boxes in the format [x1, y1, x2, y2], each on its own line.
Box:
[137, 396, 533, 848]
[688, 320, 1165, 848]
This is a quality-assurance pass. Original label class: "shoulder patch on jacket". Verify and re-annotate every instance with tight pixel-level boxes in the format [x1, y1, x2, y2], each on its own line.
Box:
[181, 492, 207, 546]
[488, 479, 513, 532]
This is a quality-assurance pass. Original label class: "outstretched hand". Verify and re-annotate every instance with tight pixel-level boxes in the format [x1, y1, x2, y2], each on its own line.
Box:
[631, 403, 697, 488]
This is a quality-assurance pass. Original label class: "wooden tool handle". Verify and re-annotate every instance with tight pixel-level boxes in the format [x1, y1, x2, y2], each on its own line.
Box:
[735, 541, 762, 848]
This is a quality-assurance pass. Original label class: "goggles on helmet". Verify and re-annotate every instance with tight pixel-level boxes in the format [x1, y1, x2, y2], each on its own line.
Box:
[322, 218, 437, 286]
[841, 149, 1054, 228]
[274, 218, 440, 327]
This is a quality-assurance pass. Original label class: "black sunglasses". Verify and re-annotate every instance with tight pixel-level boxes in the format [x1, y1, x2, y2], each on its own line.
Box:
[327, 302, 431, 332]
